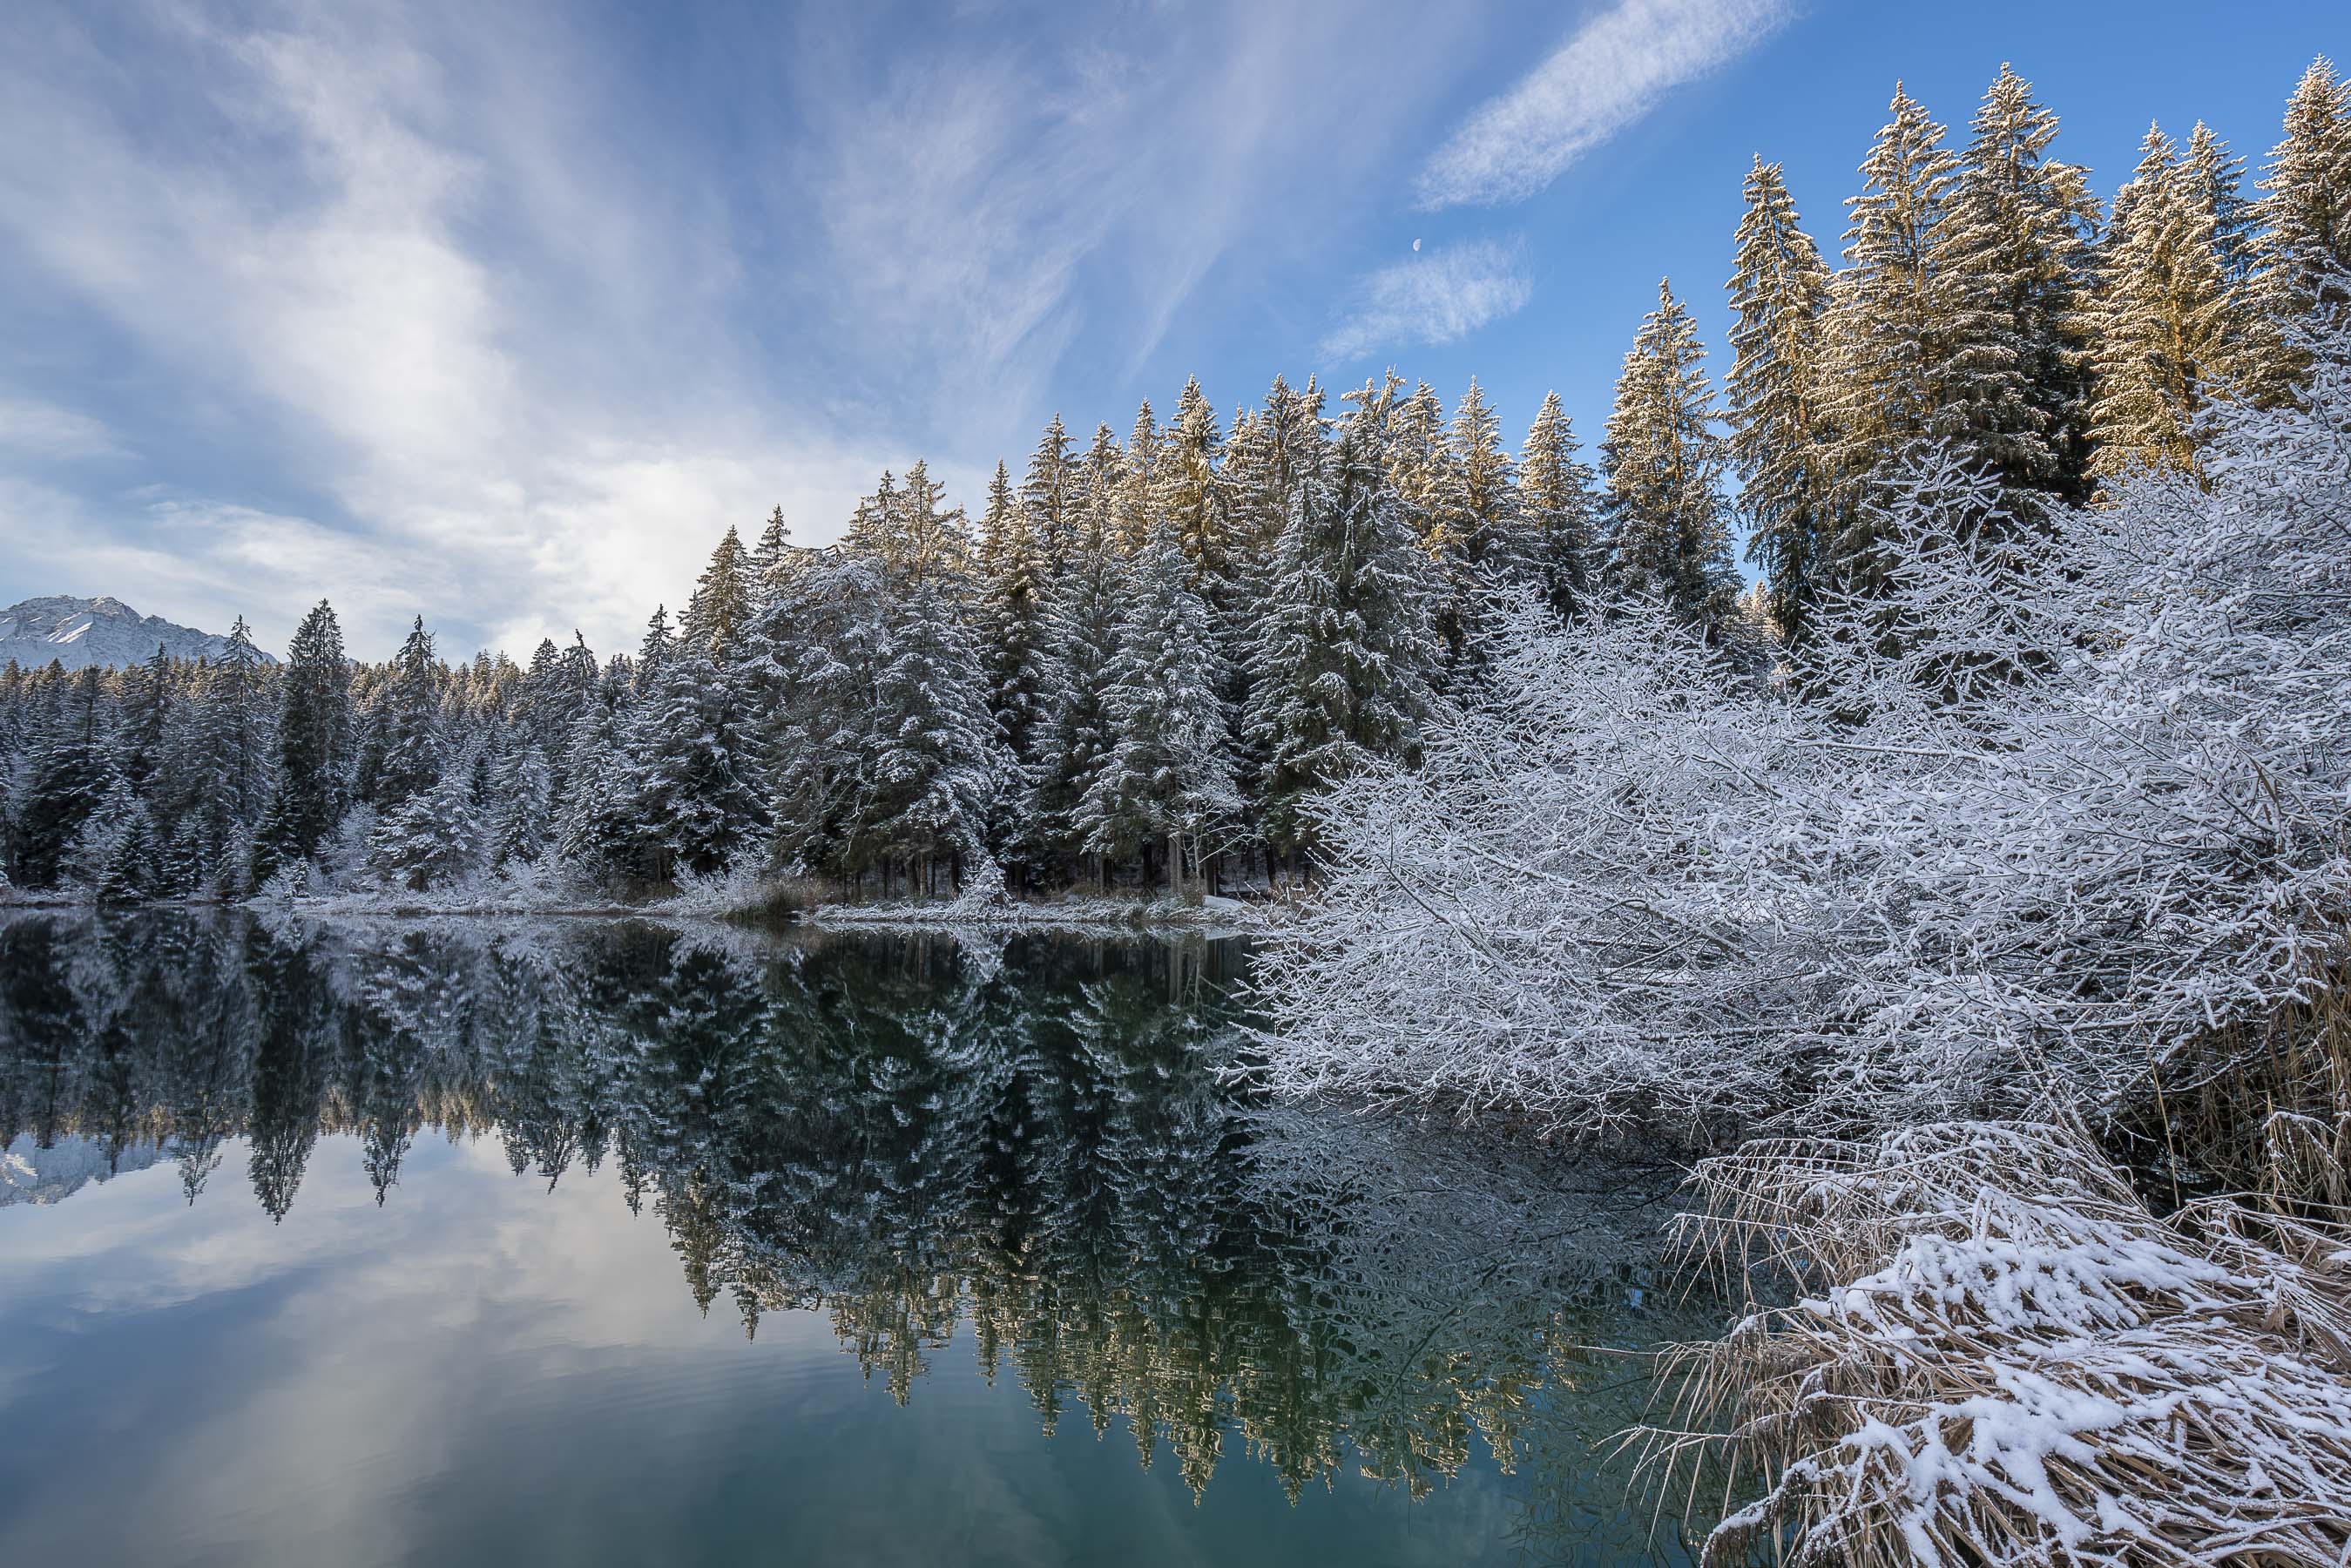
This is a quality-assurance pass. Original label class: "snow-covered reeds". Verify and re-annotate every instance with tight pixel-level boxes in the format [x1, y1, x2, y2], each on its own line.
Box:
[1639, 1119, 2351, 1567]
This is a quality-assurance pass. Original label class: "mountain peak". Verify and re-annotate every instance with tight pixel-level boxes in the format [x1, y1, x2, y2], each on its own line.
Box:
[0, 595, 275, 671]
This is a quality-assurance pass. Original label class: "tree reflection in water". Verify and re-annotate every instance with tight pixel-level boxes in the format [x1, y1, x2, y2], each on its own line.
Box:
[0, 910, 1716, 1558]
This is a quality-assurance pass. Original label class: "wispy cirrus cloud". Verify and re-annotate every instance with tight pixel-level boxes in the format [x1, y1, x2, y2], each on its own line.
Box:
[1416, 0, 1794, 209]
[0, 395, 128, 462]
[1320, 239, 1534, 362]
[0, 0, 1484, 659]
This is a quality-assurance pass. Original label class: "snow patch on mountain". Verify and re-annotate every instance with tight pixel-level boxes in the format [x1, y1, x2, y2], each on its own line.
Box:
[0, 595, 275, 670]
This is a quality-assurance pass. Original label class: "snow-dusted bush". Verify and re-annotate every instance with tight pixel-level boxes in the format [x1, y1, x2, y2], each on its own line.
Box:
[1645, 1121, 2351, 1566]
[1254, 321, 2351, 1140]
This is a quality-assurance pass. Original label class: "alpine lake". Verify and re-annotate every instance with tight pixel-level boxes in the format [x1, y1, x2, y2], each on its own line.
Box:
[0, 911, 1719, 1565]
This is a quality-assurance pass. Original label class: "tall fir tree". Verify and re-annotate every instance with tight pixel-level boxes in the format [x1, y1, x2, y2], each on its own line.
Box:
[1936, 64, 2101, 510]
[1517, 392, 1602, 623]
[370, 617, 443, 810]
[1243, 413, 1438, 862]
[975, 458, 1051, 787]
[2090, 124, 2253, 482]
[1018, 415, 1080, 580]
[1028, 423, 1130, 880]
[1077, 519, 1240, 894]
[680, 525, 756, 659]
[1602, 279, 1740, 637]
[1820, 81, 1961, 586]
[2247, 57, 2351, 401]
[1726, 156, 1836, 642]
[254, 600, 351, 879]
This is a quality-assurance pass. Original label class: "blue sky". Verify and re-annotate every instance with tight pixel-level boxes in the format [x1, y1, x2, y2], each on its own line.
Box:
[1, 0, 2340, 660]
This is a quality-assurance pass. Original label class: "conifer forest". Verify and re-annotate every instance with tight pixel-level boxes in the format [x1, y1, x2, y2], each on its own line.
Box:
[7, 47, 2351, 1568]
[3, 62, 2344, 920]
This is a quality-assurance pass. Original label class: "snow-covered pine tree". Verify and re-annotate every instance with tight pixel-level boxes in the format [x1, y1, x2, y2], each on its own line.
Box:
[1381, 380, 1454, 559]
[748, 505, 800, 608]
[369, 617, 444, 810]
[1936, 64, 2101, 510]
[680, 525, 756, 659]
[1156, 378, 1240, 601]
[62, 774, 142, 900]
[1602, 279, 1740, 637]
[637, 603, 676, 688]
[2090, 124, 2253, 483]
[1517, 392, 1602, 623]
[1820, 82, 1961, 588]
[554, 655, 637, 876]
[865, 463, 1003, 890]
[1077, 518, 1240, 895]
[1243, 411, 1437, 866]
[626, 633, 769, 880]
[766, 551, 889, 884]
[366, 740, 484, 892]
[2246, 57, 2351, 402]
[1020, 415, 1080, 581]
[975, 459, 1051, 789]
[1027, 422, 1130, 882]
[164, 617, 274, 896]
[117, 643, 174, 793]
[253, 599, 351, 881]
[770, 468, 1001, 893]
[487, 738, 554, 868]
[1114, 402, 1161, 556]
[1727, 156, 1836, 643]
[1429, 378, 1532, 679]
[2184, 122, 2259, 287]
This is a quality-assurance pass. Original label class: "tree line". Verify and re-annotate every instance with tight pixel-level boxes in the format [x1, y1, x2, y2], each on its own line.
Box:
[3, 58, 2347, 905]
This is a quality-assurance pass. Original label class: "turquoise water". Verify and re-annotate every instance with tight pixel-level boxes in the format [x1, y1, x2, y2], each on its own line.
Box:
[0, 914, 1713, 1565]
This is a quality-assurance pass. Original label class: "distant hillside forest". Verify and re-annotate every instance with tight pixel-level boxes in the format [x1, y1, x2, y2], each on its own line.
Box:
[4, 59, 2348, 905]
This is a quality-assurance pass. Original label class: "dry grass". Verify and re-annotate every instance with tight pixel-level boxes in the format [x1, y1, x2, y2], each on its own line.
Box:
[1638, 1119, 2351, 1567]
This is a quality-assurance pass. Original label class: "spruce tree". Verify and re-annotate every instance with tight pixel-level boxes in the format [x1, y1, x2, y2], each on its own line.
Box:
[1077, 519, 1240, 895]
[2090, 124, 2252, 482]
[748, 505, 798, 607]
[1937, 64, 2101, 509]
[371, 617, 443, 809]
[1726, 156, 1836, 641]
[1821, 82, 1961, 565]
[1028, 423, 1129, 880]
[487, 740, 554, 868]
[1428, 379, 1530, 679]
[628, 639, 769, 879]
[1114, 402, 1161, 555]
[1242, 413, 1437, 863]
[18, 668, 116, 888]
[2247, 57, 2351, 400]
[975, 458, 1051, 784]
[1602, 279, 1740, 636]
[254, 600, 351, 879]
[680, 526, 756, 659]
[1517, 392, 1602, 622]
[1019, 415, 1080, 580]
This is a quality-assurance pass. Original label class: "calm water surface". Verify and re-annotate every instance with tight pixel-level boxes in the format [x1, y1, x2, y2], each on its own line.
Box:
[0, 913, 1712, 1565]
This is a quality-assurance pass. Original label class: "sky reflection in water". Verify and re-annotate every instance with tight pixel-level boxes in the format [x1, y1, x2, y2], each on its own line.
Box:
[0, 913, 1707, 1566]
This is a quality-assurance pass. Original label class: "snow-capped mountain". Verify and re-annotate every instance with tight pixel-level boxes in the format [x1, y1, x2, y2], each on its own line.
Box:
[1, 1133, 175, 1206]
[0, 595, 274, 670]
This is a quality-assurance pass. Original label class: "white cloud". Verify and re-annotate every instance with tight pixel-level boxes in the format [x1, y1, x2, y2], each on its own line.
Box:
[0, 0, 1510, 657]
[0, 395, 127, 462]
[1416, 0, 1794, 209]
[1320, 239, 1534, 362]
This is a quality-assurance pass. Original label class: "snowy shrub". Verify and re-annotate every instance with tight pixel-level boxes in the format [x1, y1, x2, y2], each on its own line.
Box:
[1255, 323, 2351, 1140]
[659, 852, 787, 917]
